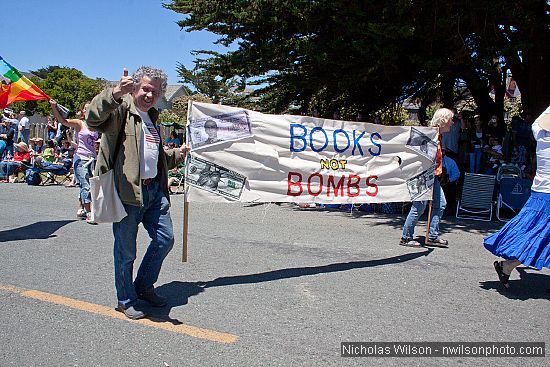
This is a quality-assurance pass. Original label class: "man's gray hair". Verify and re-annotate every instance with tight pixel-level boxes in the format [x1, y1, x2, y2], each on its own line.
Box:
[132, 66, 168, 96]
[430, 108, 454, 127]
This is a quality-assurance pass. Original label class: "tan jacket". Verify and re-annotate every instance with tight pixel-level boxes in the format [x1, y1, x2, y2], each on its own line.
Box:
[86, 88, 184, 206]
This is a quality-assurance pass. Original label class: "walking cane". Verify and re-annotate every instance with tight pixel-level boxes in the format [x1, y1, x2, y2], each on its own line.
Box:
[182, 150, 190, 263]
[425, 200, 433, 244]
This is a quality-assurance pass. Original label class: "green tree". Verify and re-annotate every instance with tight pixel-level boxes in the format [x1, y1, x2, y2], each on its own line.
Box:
[404, 0, 549, 120]
[177, 61, 239, 103]
[165, 0, 549, 120]
[29, 65, 63, 79]
[166, 1, 417, 115]
[11, 67, 105, 117]
[170, 93, 213, 119]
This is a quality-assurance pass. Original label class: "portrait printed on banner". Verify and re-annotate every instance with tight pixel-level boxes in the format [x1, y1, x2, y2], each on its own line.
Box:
[406, 127, 438, 162]
[188, 110, 252, 149]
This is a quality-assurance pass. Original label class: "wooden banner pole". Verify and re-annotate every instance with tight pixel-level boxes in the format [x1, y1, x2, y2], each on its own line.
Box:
[182, 99, 192, 263]
[425, 200, 433, 244]
[182, 197, 189, 262]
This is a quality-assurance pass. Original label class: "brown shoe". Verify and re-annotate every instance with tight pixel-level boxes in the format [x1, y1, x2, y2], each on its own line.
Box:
[137, 288, 167, 307]
[425, 238, 449, 247]
[115, 305, 146, 320]
[399, 238, 423, 248]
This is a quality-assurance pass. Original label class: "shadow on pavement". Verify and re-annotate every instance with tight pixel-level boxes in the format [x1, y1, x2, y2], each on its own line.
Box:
[479, 267, 550, 300]
[148, 249, 433, 321]
[0, 220, 76, 242]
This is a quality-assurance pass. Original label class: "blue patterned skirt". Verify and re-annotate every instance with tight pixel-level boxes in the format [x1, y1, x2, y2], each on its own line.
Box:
[484, 191, 550, 270]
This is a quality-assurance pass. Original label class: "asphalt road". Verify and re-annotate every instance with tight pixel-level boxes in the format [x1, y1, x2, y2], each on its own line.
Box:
[0, 183, 548, 367]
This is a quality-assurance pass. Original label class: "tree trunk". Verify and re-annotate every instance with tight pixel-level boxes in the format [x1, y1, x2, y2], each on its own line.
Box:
[460, 67, 496, 122]
[505, 1, 550, 117]
[440, 76, 454, 109]
[512, 47, 550, 117]
[490, 65, 507, 122]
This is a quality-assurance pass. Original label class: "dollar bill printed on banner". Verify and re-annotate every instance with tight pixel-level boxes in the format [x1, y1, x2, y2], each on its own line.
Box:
[406, 165, 435, 200]
[188, 110, 252, 149]
[406, 127, 438, 162]
[186, 156, 246, 200]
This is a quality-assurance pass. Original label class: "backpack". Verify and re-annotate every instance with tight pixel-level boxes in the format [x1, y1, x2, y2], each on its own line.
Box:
[25, 168, 42, 186]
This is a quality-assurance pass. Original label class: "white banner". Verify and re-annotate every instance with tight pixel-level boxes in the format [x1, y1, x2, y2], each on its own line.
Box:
[186, 102, 438, 204]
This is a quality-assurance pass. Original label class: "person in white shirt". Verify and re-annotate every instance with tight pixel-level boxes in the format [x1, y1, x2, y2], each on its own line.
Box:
[484, 105, 550, 288]
[17, 110, 30, 144]
[86, 66, 189, 320]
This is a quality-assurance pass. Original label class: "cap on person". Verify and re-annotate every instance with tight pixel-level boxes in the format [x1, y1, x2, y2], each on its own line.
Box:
[15, 141, 30, 152]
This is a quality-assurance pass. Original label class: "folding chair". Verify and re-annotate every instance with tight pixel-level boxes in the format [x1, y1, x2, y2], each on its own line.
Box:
[456, 173, 496, 221]
[43, 161, 73, 185]
[168, 163, 186, 194]
[496, 163, 522, 182]
[11, 164, 27, 183]
[22, 159, 73, 185]
[170, 174, 185, 194]
[496, 177, 531, 222]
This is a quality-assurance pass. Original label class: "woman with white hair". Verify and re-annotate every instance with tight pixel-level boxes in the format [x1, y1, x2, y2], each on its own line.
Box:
[400, 108, 454, 247]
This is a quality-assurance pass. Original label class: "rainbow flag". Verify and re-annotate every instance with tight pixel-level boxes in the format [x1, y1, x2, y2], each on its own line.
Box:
[0, 56, 49, 109]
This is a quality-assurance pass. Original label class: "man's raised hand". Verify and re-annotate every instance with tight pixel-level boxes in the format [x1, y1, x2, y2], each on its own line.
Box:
[112, 68, 134, 101]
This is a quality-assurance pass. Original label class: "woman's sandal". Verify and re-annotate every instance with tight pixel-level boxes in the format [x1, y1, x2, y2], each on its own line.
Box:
[493, 261, 510, 288]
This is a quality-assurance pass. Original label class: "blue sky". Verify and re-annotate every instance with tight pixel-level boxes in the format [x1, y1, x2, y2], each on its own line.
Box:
[3, 0, 229, 84]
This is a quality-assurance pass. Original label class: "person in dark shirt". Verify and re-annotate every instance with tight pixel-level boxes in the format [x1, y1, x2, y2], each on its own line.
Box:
[0, 117, 16, 159]
[485, 115, 505, 141]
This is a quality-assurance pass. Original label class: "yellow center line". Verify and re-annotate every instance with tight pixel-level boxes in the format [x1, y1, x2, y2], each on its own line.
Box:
[0, 284, 238, 344]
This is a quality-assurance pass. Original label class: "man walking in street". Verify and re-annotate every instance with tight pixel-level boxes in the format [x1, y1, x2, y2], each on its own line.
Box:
[86, 66, 189, 320]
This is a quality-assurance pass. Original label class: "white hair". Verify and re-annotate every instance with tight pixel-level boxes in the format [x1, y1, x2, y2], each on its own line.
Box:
[430, 108, 454, 127]
[132, 66, 168, 96]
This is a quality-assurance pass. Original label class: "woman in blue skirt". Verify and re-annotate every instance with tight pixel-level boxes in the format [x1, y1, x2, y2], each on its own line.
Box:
[485, 106, 550, 288]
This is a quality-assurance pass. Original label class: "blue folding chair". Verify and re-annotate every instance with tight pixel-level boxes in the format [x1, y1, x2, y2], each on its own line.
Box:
[21, 159, 73, 185]
[496, 177, 532, 222]
[456, 173, 496, 221]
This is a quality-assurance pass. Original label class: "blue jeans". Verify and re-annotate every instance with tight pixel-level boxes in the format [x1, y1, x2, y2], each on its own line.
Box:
[402, 179, 446, 241]
[0, 161, 22, 178]
[112, 181, 174, 307]
[20, 129, 30, 145]
[74, 157, 93, 204]
[469, 147, 482, 173]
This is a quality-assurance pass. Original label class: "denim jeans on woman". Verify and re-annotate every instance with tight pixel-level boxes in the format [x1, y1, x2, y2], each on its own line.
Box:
[469, 146, 483, 173]
[0, 161, 22, 178]
[73, 157, 93, 204]
[402, 178, 446, 241]
[112, 181, 174, 307]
